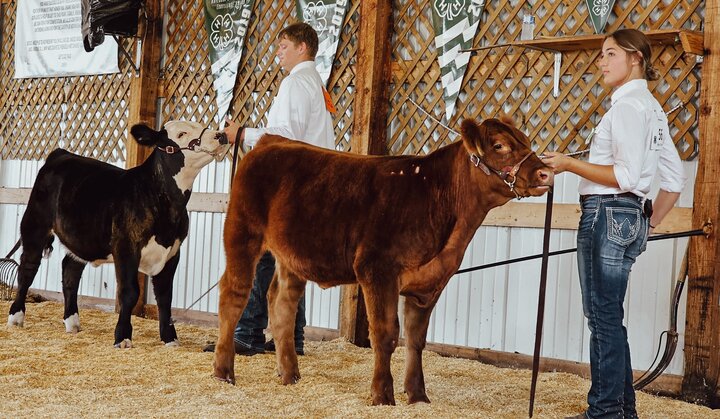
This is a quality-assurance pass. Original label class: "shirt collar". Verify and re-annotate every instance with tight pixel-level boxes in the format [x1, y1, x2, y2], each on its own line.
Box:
[290, 60, 316, 75]
[611, 79, 647, 105]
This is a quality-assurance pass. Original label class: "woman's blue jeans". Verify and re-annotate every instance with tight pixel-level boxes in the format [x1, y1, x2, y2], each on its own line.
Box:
[577, 195, 648, 419]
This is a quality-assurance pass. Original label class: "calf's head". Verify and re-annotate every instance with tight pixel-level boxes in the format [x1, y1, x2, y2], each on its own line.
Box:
[460, 117, 553, 198]
[131, 120, 230, 168]
[130, 120, 231, 191]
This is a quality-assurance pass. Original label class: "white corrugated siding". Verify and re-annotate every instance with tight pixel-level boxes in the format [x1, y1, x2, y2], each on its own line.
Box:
[0, 158, 695, 374]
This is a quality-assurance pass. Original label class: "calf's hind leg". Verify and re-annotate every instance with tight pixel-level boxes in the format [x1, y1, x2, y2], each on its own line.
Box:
[61, 255, 86, 333]
[213, 223, 263, 384]
[8, 215, 54, 327]
[268, 264, 305, 385]
[357, 276, 400, 405]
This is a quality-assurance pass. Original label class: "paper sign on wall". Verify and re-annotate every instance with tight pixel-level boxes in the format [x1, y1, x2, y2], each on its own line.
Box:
[15, 0, 119, 79]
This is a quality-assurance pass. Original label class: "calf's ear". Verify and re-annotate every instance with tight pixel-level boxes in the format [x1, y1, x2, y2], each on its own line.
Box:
[460, 119, 483, 157]
[498, 114, 516, 127]
[130, 124, 160, 146]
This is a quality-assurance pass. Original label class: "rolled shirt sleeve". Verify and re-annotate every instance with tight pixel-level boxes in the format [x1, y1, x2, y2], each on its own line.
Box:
[657, 130, 687, 193]
[610, 101, 647, 192]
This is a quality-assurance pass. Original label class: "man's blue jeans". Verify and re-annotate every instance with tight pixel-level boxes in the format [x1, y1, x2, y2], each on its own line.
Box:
[233, 252, 306, 352]
[577, 195, 648, 419]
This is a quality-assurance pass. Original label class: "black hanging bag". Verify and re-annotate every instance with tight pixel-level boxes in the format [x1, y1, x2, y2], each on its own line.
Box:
[81, 0, 143, 52]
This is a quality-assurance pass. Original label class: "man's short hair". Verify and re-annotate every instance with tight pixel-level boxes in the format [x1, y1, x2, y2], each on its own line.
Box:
[278, 22, 319, 59]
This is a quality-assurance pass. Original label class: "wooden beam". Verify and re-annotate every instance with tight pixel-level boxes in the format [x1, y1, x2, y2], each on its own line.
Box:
[679, 31, 705, 56]
[484, 202, 692, 233]
[683, 0, 720, 407]
[126, 0, 164, 162]
[1, 188, 693, 233]
[122, 0, 164, 317]
[516, 29, 704, 55]
[349, 0, 392, 156]
[341, 0, 392, 348]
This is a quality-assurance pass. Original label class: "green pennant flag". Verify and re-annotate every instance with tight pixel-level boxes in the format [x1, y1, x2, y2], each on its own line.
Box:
[295, 0, 350, 87]
[586, 0, 615, 34]
[204, 0, 254, 123]
[431, 0, 485, 121]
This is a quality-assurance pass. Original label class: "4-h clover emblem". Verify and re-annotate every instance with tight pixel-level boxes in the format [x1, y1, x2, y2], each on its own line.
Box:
[303, 1, 329, 32]
[591, 0, 612, 16]
[434, 0, 466, 20]
[210, 13, 235, 50]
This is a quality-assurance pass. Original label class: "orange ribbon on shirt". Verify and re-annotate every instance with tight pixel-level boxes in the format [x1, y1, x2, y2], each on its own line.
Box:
[322, 86, 337, 114]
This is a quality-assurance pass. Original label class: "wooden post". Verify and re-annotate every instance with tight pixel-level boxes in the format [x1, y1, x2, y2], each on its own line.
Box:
[119, 0, 164, 317]
[340, 0, 392, 347]
[682, 0, 720, 407]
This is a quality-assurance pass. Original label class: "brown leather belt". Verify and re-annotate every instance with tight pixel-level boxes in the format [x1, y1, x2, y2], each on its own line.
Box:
[580, 192, 641, 203]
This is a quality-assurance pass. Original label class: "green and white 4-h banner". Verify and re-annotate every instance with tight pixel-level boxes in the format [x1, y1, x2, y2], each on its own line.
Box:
[586, 0, 615, 34]
[204, 0, 254, 123]
[296, 0, 350, 87]
[431, 0, 485, 121]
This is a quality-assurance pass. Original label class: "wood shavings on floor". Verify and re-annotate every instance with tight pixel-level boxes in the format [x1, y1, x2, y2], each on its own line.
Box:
[1, 301, 716, 418]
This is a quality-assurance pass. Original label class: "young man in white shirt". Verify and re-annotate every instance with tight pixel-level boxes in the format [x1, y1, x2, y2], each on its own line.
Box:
[209, 22, 335, 356]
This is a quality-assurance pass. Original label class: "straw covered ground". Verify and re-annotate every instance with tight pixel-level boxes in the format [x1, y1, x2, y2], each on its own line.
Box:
[1, 301, 717, 418]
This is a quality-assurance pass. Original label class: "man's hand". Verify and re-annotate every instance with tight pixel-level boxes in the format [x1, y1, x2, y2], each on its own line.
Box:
[223, 117, 244, 145]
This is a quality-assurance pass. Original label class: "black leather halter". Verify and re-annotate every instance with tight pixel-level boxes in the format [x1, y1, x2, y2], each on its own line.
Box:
[156, 128, 208, 154]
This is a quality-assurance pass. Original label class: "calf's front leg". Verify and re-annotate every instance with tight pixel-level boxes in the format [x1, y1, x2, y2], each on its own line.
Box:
[403, 295, 438, 404]
[151, 253, 180, 345]
[112, 251, 141, 348]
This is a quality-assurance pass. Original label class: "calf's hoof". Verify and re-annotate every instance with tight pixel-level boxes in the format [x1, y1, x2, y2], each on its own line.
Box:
[212, 364, 235, 385]
[64, 313, 81, 333]
[7, 311, 25, 328]
[114, 339, 133, 349]
[407, 393, 431, 404]
[280, 371, 300, 385]
[371, 392, 396, 406]
[164, 339, 180, 347]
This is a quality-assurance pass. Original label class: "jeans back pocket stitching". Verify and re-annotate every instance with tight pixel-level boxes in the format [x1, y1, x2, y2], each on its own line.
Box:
[606, 207, 641, 247]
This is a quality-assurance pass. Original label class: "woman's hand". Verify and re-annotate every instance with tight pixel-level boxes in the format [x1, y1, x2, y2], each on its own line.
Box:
[540, 151, 573, 174]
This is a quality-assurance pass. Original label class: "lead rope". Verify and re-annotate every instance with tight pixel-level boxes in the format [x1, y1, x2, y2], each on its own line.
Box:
[528, 187, 554, 418]
[229, 128, 242, 188]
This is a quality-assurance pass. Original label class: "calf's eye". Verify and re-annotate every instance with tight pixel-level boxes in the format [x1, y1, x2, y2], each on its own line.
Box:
[493, 144, 503, 150]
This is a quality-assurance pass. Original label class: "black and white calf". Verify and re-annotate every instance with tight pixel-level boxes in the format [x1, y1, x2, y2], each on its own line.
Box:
[7, 121, 229, 348]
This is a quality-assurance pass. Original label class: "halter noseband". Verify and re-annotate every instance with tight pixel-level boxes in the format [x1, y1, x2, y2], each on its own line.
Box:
[156, 127, 208, 154]
[470, 150, 535, 199]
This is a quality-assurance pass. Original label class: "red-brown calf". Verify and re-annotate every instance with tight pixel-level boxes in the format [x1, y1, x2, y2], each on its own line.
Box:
[213, 118, 553, 405]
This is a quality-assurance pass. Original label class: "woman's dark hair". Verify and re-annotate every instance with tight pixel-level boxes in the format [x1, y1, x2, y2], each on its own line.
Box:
[606, 28, 660, 81]
[278, 22, 319, 58]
